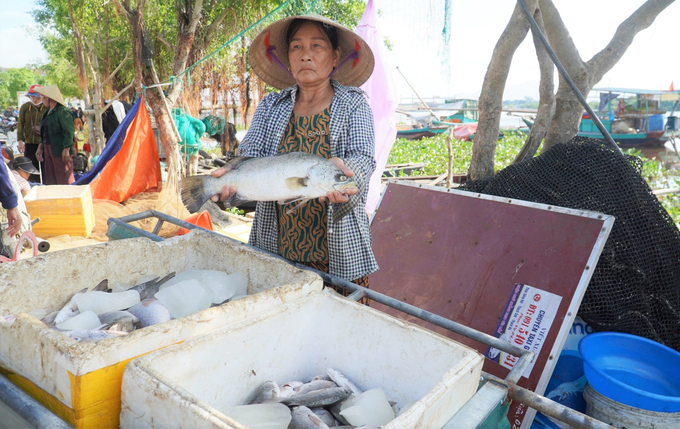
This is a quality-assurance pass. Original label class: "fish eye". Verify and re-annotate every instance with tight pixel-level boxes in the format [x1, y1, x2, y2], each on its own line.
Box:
[339, 175, 347, 181]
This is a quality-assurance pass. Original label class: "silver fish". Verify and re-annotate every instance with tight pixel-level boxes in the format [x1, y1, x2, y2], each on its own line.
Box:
[294, 380, 338, 396]
[327, 368, 362, 396]
[310, 408, 336, 427]
[289, 406, 330, 429]
[327, 402, 350, 426]
[250, 381, 280, 404]
[99, 311, 139, 333]
[54, 288, 88, 325]
[129, 272, 176, 301]
[128, 298, 172, 327]
[180, 152, 357, 220]
[281, 387, 351, 408]
[280, 381, 304, 398]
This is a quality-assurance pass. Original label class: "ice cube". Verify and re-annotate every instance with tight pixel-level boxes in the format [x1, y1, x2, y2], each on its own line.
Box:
[155, 279, 213, 318]
[56, 311, 101, 331]
[339, 388, 395, 427]
[228, 272, 248, 296]
[28, 308, 48, 320]
[159, 270, 233, 304]
[111, 281, 133, 293]
[74, 290, 140, 315]
[221, 403, 291, 429]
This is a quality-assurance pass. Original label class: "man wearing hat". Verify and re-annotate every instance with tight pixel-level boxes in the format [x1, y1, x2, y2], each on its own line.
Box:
[10, 156, 39, 197]
[34, 84, 75, 185]
[16, 84, 47, 183]
[211, 14, 378, 299]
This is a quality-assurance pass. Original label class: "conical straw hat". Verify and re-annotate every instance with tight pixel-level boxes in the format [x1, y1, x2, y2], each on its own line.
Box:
[249, 14, 374, 90]
[34, 85, 66, 106]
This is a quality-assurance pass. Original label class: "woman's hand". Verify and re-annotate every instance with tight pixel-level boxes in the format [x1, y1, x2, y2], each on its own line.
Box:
[320, 157, 359, 204]
[62, 148, 71, 164]
[17, 141, 24, 154]
[209, 164, 237, 203]
[5, 207, 21, 237]
[36, 144, 43, 162]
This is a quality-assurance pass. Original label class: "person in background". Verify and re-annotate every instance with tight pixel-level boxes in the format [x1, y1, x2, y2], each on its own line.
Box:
[0, 160, 22, 238]
[17, 84, 48, 182]
[9, 156, 38, 197]
[34, 85, 75, 185]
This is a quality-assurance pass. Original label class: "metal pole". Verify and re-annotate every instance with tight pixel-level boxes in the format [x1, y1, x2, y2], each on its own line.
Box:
[395, 67, 439, 120]
[0, 373, 72, 429]
[516, 0, 621, 153]
[483, 372, 615, 429]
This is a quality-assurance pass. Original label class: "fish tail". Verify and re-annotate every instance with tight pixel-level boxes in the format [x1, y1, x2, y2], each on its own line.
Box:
[180, 175, 212, 213]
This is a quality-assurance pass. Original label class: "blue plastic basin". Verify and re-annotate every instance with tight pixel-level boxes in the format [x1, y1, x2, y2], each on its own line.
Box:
[579, 332, 680, 412]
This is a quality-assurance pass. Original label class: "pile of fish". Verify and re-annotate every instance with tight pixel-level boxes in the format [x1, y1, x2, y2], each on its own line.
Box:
[33, 270, 248, 342]
[221, 368, 411, 429]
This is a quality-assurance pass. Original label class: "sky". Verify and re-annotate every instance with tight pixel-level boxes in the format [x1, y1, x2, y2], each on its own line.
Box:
[1, 0, 678, 102]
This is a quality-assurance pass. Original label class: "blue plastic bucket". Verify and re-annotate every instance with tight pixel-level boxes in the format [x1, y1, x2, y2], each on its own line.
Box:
[579, 332, 680, 412]
[649, 114, 664, 131]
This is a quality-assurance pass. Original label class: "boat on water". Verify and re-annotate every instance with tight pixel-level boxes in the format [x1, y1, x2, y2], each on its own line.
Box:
[396, 99, 478, 140]
[579, 87, 680, 148]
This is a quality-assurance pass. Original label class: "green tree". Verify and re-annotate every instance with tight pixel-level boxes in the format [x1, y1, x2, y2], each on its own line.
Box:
[0, 68, 48, 108]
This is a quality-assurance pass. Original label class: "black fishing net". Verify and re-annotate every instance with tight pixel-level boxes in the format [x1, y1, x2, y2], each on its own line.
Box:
[461, 137, 680, 351]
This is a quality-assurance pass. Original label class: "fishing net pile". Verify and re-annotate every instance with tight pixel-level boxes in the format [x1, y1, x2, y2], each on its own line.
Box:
[461, 137, 680, 351]
[90, 186, 190, 241]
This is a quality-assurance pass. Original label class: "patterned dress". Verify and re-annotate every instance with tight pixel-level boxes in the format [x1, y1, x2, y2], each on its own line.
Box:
[276, 108, 369, 301]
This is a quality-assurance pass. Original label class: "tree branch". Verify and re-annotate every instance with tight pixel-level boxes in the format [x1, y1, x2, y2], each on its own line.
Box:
[538, 0, 586, 78]
[112, 0, 132, 23]
[189, 0, 204, 33]
[587, 0, 675, 84]
[100, 80, 135, 114]
[101, 51, 131, 87]
[204, 6, 230, 49]
[515, 6, 555, 163]
[156, 33, 174, 50]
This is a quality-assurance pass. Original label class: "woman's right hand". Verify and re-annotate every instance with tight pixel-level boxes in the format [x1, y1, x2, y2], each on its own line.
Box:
[210, 164, 237, 203]
[36, 144, 44, 162]
[17, 141, 24, 153]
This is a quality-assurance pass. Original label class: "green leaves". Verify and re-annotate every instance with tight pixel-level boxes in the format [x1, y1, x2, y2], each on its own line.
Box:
[0, 68, 48, 108]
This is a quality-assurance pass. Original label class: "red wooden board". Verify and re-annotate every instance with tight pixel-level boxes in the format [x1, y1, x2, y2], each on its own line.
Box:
[369, 182, 613, 428]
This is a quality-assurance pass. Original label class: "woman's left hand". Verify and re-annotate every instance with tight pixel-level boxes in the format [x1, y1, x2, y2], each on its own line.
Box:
[320, 157, 359, 204]
[62, 148, 71, 164]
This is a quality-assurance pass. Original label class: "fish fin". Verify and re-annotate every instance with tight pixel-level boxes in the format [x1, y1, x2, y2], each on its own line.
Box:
[284, 199, 311, 215]
[225, 156, 253, 169]
[224, 192, 251, 208]
[180, 175, 212, 213]
[308, 414, 323, 425]
[285, 176, 309, 190]
[331, 194, 360, 223]
[155, 272, 176, 288]
[277, 196, 306, 205]
[92, 279, 109, 292]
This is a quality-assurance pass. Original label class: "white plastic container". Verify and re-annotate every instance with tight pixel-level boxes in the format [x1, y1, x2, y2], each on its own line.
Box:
[0, 230, 322, 429]
[120, 290, 484, 429]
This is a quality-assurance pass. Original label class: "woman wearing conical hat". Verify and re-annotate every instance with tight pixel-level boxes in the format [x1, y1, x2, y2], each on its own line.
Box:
[34, 85, 75, 185]
[211, 15, 378, 297]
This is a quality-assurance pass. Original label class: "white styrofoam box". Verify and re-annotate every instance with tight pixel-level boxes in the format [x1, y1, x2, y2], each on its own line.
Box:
[0, 230, 322, 429]
[121, 289, 484, 429]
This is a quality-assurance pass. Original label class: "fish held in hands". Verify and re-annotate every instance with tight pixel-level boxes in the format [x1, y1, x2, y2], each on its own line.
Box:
[180, 152, 357, 220]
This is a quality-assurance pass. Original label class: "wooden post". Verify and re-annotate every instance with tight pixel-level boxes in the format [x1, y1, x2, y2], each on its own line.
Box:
[447, 128, 454, 189]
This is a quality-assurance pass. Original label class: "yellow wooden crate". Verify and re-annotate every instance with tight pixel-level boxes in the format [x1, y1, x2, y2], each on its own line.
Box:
[24, 185, 95, 238]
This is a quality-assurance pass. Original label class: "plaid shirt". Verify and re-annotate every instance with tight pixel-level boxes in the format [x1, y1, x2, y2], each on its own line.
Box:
[240, 80, 379, 281]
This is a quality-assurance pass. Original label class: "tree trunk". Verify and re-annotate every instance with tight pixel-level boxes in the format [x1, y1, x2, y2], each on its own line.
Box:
[540, 0, 675, 149]
[469, 0, 539, 180]
[513, 6, 555, 163]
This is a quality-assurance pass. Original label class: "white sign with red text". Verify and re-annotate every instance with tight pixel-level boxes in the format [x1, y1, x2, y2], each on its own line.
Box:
[485, 284, 562, 378]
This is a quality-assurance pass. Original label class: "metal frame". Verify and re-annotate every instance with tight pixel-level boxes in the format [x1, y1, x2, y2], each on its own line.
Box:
[103, 210, 613, 429]
[0, 374, 71, 429]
